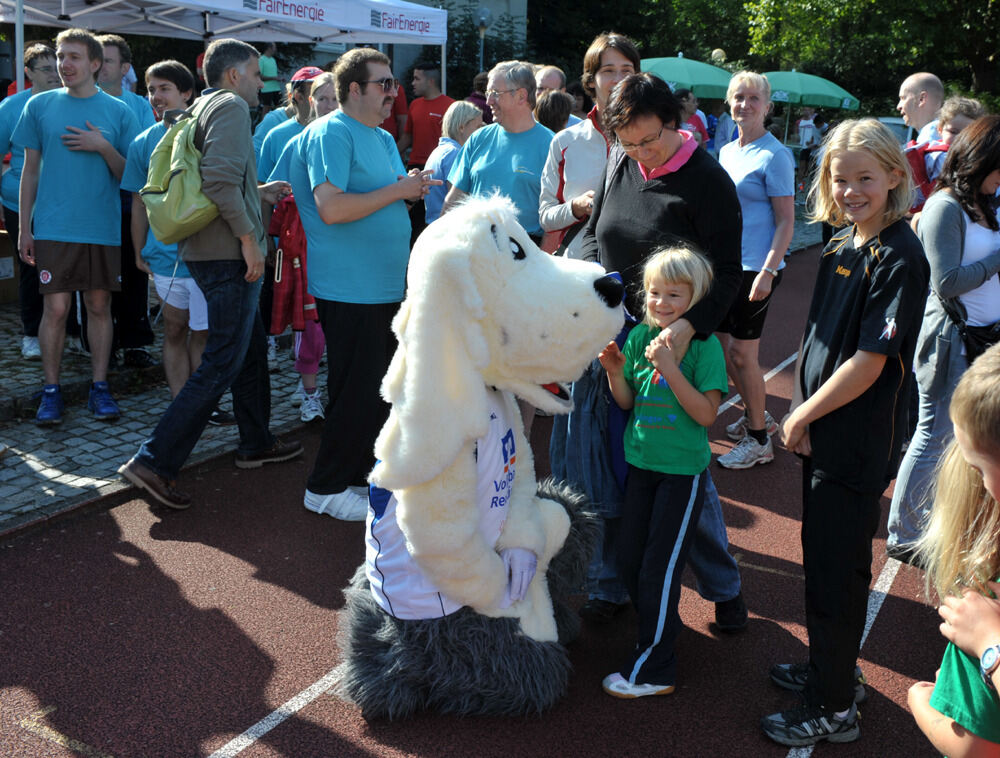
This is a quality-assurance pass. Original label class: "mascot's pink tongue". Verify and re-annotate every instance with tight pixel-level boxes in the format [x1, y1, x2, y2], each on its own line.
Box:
[543, 383, 561, 396]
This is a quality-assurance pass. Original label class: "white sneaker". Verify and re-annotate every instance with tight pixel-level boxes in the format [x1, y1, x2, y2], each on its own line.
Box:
[300, 391, 325, 422]
[267, 337, 278, 369]
[718, 434, 775, 469]
[602, 672, 674, 699]
[21, 335, 41, 360]
[290, 378, 305, 407]
[725, 410, 779, 441]
[303, 488, 369, 521]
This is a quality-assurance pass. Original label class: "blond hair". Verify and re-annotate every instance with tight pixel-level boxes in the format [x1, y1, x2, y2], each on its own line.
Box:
[938, 96, 986, 129]
[808, 118, 914, 229]
[441, 100, 483, 141]
[310, 72, 336, 99]
[641, 246, 713, 328]
[726, 70, 771, 105]
[917, 343, 1000, 597]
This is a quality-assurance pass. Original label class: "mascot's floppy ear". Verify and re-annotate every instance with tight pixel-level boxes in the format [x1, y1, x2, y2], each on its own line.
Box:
[372, 218, 492, 491]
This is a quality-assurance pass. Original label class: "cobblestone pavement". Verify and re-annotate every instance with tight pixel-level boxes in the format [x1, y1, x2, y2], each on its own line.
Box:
[0, 299, 317, 535]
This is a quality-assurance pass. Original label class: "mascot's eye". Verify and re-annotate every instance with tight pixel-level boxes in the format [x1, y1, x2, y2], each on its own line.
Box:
[509, 238, 526, 261]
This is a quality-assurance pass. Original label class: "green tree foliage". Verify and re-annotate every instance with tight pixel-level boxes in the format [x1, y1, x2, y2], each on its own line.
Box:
[746, 0, 999, 98]
[638, 0, 752, 68]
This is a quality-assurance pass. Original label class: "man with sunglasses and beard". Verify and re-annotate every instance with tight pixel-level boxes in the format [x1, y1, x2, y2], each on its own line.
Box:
[286, 47, 439, 520]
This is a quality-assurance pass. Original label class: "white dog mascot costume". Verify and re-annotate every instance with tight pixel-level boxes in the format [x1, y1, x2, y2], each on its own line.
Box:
[335, 195, 625, 718]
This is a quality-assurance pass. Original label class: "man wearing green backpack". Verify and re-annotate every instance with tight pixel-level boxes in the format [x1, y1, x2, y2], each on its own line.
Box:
[120, 38, 300, 510]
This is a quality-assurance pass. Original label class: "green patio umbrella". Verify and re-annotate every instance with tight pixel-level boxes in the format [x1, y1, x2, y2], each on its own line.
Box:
[641, 56, 733, 99]
[764, 71, 860, 110]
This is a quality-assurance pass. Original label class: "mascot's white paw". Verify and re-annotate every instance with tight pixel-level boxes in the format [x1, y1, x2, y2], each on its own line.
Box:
[304, 488, 369, 521]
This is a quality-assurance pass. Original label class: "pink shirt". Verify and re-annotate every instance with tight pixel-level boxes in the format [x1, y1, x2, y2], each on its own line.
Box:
[637, 130, 698, 181]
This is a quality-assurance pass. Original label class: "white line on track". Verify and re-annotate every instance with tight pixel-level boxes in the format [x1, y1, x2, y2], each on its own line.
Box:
[212, 350, 809, 756]
[783, 559, 903, 758]
[207, 666, 342, 757]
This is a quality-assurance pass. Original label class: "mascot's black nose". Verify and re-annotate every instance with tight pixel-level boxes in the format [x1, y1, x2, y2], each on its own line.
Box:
[593, 275, 624, 308]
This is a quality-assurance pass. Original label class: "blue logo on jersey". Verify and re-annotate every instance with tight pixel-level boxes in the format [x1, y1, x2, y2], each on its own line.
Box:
[501, 429, 516, 471]
[492, 428, 517, 508]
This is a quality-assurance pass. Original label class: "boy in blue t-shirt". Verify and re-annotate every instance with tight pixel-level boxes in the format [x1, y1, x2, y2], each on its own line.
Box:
[95, 33, 157, 367]
[14, 28, 140, 425]
[0, 43, 62, 360]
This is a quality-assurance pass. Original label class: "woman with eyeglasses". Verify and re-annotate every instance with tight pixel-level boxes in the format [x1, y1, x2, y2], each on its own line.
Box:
[539, 32, 639, 260]
[578, 72, 748, 636]
[541, 32, 641, 625]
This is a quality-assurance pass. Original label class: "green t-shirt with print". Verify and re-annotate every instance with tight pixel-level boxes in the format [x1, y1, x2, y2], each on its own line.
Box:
[622, 324, 728, 475]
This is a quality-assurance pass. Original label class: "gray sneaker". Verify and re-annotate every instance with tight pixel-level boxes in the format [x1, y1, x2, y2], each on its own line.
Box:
[718, 434, 774, 469]
[761, 702, 859, 746]
[769, 662, 868, 705]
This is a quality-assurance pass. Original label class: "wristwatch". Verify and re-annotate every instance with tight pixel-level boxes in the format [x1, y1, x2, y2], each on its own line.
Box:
[980, 643, 1000, 690]
[762, 267, 779, 277]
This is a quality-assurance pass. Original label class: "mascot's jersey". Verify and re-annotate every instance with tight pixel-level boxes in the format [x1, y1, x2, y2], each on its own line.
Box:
[366, 388, 517, 619]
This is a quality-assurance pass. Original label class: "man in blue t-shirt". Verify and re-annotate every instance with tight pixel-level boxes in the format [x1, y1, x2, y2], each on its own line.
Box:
[95, 33, 157, 368]
[121, 59, 210, 402]
[15, 28, 140, 426]
[287, 47, 436, 521]
[443, 60, 553, 239]
[0, 43, 62, 360]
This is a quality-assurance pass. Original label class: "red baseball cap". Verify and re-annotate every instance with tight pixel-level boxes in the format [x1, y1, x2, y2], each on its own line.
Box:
[291, 66, 324, 82]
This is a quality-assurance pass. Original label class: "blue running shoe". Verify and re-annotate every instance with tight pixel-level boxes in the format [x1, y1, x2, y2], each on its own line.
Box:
[36, 384, 64, 426]
[88, 381, 120, 421]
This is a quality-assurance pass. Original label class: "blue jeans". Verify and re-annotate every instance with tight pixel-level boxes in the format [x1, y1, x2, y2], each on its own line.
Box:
[687, 473, 742, 602]
[136, 259, 272, 479]
[887, 378, 957, 548]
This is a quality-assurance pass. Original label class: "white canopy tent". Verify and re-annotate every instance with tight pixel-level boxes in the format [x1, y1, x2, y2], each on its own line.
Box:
[1, 0, 447, 89]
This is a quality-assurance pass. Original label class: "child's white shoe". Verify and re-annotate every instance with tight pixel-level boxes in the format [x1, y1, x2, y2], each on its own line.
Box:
[601, 672, 674, 699]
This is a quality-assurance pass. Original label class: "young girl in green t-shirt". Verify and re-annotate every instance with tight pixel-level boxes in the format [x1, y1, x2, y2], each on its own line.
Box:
[909, 343, 1000, 754]
[597, 245, 729, 698]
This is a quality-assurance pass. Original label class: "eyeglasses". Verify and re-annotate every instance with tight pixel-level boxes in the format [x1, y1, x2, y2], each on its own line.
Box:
[485, 88, 518, 101]
[30, 65, 56, 74]
[617, 125, 665, 153]
[361, 78, 399, 93]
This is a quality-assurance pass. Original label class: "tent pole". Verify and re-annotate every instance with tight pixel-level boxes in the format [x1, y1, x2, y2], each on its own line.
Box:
[440, 43, 446, 95]
[15, 0, 24, 91]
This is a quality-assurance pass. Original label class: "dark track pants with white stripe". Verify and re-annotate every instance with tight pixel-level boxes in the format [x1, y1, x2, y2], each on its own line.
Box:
[801, 459, 881, 711]
[617, 465, 706, 685]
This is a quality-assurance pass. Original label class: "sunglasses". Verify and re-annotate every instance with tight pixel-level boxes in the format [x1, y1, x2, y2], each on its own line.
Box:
[362, 77, 399, 93]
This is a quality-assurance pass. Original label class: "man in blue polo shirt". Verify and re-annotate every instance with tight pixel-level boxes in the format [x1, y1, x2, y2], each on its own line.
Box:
[287, 47, 435, 520]
[443, 59, 553, 240]
[15, 27, 140, 425]
[0, 43, 62, 360]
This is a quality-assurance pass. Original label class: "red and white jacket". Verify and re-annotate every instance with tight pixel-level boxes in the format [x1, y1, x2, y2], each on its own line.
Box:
[538, 107, 610, 259]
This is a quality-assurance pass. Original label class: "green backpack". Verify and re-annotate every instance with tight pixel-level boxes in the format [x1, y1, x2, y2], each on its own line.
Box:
[140, 91, 226, 245]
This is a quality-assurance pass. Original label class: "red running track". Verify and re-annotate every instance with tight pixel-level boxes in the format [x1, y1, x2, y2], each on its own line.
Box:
[1, 246, 944, 757]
